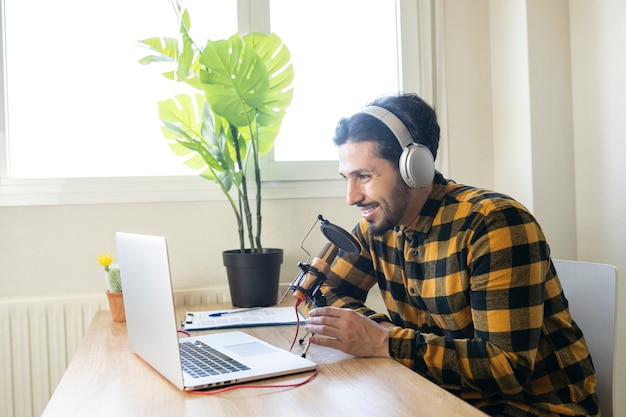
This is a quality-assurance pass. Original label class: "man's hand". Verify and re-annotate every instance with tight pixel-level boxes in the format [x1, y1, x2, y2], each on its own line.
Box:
[304, 306, 391, 358]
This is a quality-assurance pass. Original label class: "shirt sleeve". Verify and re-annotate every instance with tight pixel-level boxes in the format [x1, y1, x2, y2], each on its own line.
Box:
[321, 226, 392, 323]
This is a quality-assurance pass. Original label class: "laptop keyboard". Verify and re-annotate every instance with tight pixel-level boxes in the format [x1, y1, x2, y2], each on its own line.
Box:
[180, 340, 250, 379]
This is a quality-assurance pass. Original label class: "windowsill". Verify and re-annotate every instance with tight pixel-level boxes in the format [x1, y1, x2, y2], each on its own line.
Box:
[0, 176, 347, 207]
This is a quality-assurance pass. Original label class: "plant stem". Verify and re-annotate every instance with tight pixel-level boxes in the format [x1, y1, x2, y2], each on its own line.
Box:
[251, 124, 263, 252]
[230, 123, 256, 253]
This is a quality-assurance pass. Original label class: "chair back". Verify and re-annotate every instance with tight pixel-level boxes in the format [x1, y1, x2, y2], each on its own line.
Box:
[554, 259, 618, 417]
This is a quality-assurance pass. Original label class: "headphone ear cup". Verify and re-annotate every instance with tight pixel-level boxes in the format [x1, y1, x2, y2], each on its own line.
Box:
[359, 105, 435, 188]
[399, 144, 435, 188]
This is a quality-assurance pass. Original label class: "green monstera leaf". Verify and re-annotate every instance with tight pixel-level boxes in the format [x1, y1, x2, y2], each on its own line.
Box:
[198, 32, 293, 154]
[199, 35, 269, 128]
[158, 93, 241, 192]
[139, 6, 294, 253]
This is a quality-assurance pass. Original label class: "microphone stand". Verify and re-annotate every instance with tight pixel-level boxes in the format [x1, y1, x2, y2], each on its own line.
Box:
[294, 255, 331, 357]
[280, 215, 360, 358]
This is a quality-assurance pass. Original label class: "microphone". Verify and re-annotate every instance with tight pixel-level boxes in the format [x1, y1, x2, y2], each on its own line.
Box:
[282, 215, 361, 357]
[283, 215, 360, 308]
[292, 242, 339, 305]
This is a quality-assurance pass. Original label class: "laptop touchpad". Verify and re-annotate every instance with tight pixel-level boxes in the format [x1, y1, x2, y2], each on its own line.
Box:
[226, 342, 276, 356]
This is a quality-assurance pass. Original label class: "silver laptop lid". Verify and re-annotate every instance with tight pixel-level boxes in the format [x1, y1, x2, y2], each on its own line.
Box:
[116, 232, 187, 389]
[116, 232, 316, 391]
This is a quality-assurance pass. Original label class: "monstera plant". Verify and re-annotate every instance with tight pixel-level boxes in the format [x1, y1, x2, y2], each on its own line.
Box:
[138, 4, 294, 307]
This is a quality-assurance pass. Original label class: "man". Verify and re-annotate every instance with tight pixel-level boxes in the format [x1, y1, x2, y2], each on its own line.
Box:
[303, 93, 599, 416]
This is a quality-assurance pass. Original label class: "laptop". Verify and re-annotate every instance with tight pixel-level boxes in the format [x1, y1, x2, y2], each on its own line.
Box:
[115, 232, 316, 391]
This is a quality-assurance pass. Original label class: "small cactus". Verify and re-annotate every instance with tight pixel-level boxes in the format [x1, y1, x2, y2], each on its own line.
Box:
[98, 253, 122, 293]
[106, 266, 123, 293]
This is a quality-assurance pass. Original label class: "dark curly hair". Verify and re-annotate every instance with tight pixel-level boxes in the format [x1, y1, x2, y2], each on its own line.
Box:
[332, 93, 440, 165]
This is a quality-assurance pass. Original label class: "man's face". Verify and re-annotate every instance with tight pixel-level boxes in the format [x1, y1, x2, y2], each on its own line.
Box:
[338, 140, 411, 236]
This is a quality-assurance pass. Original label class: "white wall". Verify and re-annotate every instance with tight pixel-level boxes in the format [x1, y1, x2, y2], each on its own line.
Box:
[526, 0, 578, 260]
[0, 197, 358, 297]
[445, 0, 580, 259]
[569, 0, 626, 413]
[487, 0, 578, 261]
[442, 0, 494, 189]
[440, 0, 624, 412]
[489, 0, 535, 210]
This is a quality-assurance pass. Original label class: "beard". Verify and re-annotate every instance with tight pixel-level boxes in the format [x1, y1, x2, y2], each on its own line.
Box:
[366, 177, 412, 237]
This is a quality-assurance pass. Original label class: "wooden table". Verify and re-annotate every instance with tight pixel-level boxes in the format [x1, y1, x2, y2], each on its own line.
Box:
[41, 303, 487, 417]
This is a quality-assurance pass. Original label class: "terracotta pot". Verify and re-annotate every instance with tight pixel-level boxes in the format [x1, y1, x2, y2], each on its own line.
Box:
[105, 291, 126, 322]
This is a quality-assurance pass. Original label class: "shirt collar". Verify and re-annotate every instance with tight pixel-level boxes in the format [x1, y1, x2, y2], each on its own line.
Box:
[395, 172, 449, 244]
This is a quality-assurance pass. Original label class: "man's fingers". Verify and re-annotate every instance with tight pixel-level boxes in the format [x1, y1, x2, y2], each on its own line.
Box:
[308, 306, 345, 318]
[304, 320, 340, 338]
[308, 334, 339, 348]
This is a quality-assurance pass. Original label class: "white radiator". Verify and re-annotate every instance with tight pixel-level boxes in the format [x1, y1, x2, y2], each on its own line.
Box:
[0, 287, 233, 417]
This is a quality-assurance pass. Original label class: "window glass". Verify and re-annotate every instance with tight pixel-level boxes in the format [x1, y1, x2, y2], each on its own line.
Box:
[3, 0, 237, 178]
[269, 0, 399, 161]
[2, 0, 400, 178]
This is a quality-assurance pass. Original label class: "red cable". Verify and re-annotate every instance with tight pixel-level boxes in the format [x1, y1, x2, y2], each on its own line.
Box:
[289, 298, 303, 352]
[188, 369, 318, 395]
[187, 299, 316, 395]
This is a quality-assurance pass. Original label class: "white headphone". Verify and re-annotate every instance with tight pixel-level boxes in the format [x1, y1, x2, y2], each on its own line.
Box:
[359, 106, 435, 188]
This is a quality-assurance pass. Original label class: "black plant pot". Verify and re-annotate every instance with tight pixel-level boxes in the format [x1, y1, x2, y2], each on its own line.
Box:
[223, 248, 283, 308]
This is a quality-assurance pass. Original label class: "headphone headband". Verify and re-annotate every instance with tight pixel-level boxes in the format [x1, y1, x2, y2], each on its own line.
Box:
[359, 106, 414, 148]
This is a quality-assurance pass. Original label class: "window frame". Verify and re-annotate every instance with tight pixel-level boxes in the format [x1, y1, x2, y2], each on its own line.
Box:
[0, 0, 432, 207]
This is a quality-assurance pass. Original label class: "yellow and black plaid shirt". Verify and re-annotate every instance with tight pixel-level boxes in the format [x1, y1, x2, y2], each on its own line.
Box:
[323, 173, 599, 417]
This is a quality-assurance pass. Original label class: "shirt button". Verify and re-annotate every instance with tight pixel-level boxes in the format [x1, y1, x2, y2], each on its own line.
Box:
[410, 287, 416, 294]
[412, 250, 418, 257]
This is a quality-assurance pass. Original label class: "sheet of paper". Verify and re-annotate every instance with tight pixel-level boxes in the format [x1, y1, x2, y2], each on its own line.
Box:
[181, 306, 304, 331]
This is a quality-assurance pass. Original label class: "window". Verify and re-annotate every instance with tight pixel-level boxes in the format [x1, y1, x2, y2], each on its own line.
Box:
[0, 0, 429, 205]
[2, 0, 238, 179]
[269, 0, 400, 162]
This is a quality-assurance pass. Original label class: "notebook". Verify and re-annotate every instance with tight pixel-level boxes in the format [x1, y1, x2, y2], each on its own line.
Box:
[115, 232, 316, 391]
[181, 306, 305, 331]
